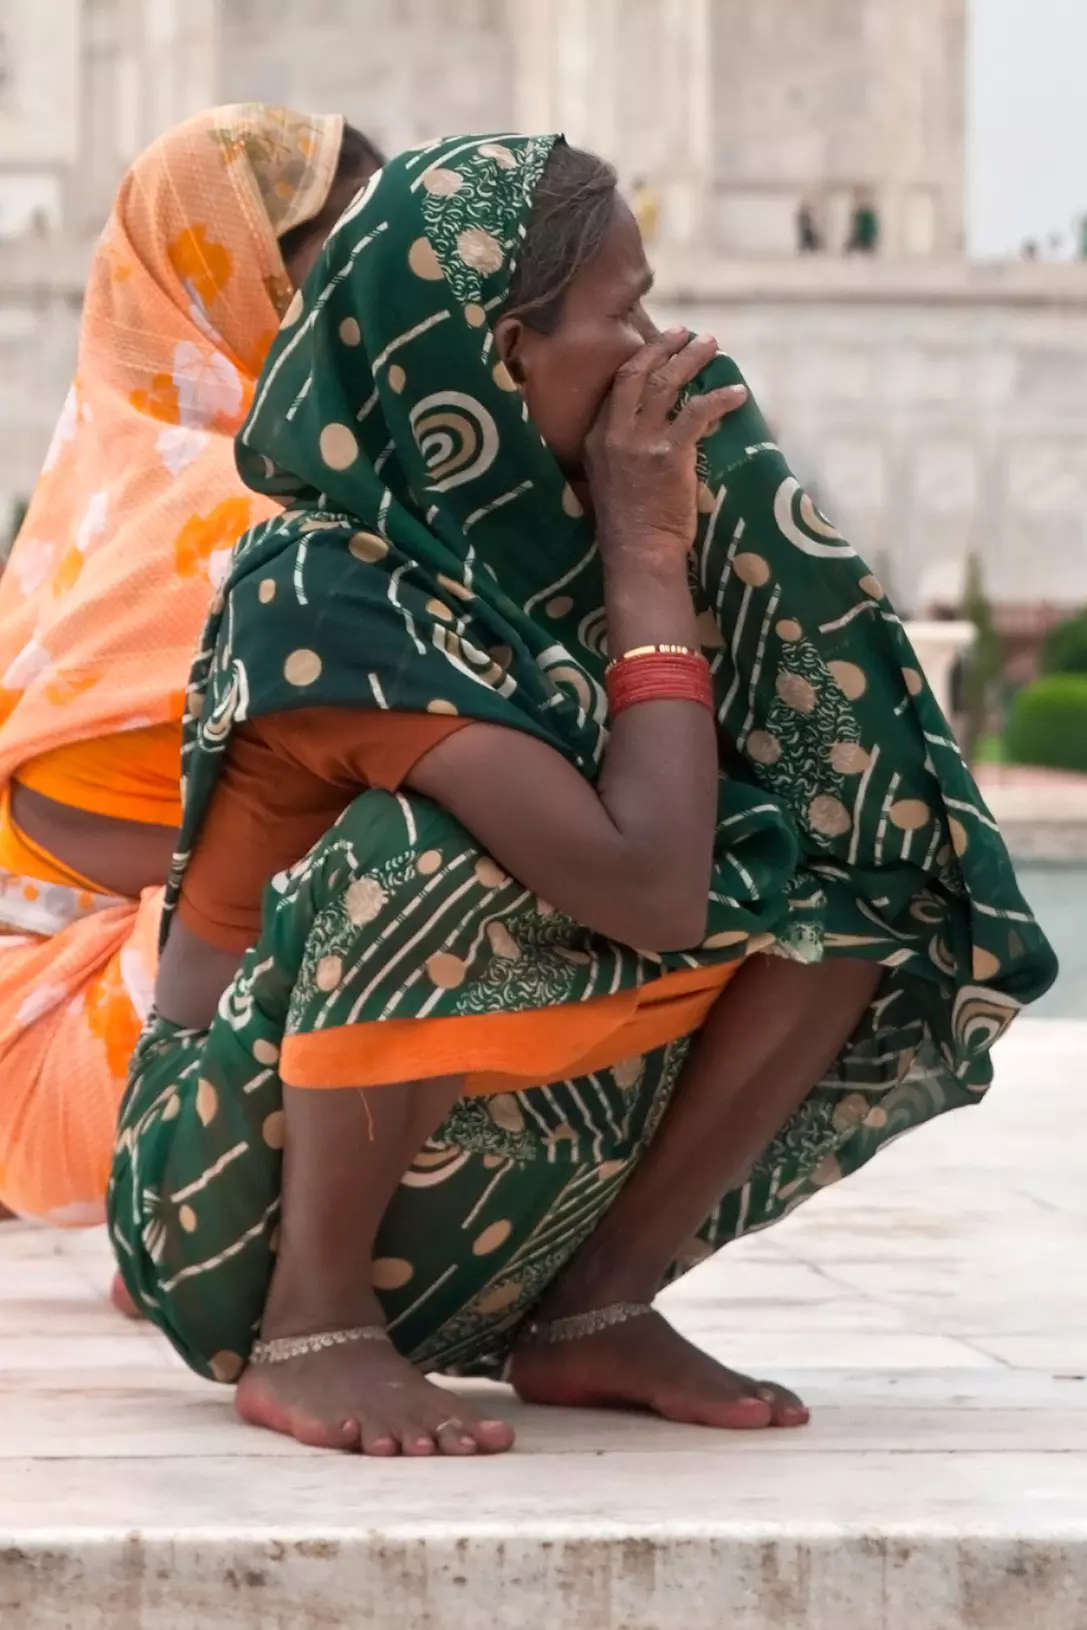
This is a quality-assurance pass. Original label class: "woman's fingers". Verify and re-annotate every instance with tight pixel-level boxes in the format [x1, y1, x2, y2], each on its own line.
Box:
[606, 328, 691, 422]
[640, 333, 720, 422]
[671, 383, 748, 446]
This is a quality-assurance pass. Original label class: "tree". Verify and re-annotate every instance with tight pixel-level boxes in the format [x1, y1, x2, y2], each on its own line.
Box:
[1040, 608, 1087, 677]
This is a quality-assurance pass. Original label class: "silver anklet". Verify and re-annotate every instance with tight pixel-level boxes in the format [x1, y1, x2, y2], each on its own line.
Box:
[249, 1326, 390, 1366]
[521, 1301, 652, 1345]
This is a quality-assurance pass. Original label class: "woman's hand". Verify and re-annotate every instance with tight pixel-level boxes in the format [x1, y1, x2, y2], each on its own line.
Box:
[585, 330, 746, 563]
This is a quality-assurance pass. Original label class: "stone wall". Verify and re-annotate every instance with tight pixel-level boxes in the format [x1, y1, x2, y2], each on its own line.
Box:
[3, 251, 1087, 614]
[217, 0, 516, 160]
[701, 0, 966, 256]
[512, 0, 965, 257]
[0, 243, 88, 513]
[653, 256, 1087, 609]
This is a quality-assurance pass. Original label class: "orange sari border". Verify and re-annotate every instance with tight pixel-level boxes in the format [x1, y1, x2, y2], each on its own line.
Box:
[279, 961, 739, 1093]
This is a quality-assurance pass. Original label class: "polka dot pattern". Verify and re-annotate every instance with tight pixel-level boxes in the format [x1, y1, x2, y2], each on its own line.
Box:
[372, 1257, 414, 1290]
[408, 236, 443, 280]
[829, 660, 867, 701]
[427, 951, 467, 989]
[319, 423, 358, 470]
[284, 648, 322, 687]
[349, 531, 388, 562]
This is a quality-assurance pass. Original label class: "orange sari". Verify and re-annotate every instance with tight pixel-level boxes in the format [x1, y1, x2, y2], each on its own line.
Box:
[0, 104, 344, 1224]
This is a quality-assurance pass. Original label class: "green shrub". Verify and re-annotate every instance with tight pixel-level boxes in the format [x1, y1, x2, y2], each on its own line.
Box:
[1040, 609, 1087, 677]
[1005, 675, 1087, 773]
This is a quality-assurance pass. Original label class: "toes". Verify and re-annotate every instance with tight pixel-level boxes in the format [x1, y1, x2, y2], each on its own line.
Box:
[756, 1382, 810, 1429]
[661, 1388, 773, 1430]
[473, 1418, 517, 1455]
[705, 1392, 774, 1431]
[435, 1420, 480, 1457]
[361, 1424, 401, 1457]
[291, 1411, 363, 1451]
[401, 1433, 439, 1457]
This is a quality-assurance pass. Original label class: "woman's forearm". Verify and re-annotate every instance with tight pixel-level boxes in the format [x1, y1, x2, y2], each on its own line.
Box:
[593, 547, 717, 946]
[409, 550, 717, 953]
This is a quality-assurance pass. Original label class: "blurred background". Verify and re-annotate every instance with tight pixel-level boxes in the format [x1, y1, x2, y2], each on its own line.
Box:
[0, 0, 1084, 1009]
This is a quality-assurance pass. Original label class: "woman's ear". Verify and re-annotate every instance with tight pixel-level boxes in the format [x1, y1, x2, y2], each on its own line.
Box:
[493, 314, 528, 384]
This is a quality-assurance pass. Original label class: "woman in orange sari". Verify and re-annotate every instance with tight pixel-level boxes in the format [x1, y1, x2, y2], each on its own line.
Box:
[0, 103, 381, 1226]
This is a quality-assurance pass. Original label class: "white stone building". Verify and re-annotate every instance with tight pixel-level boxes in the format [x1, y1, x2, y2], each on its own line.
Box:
[0, 0, 1085, 611]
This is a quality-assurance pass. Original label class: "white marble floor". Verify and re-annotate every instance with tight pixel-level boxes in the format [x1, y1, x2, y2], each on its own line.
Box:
[0, 1019, 1084, 1629]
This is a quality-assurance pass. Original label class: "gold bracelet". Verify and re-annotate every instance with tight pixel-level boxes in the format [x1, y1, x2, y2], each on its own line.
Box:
[604, 643, 703, 675]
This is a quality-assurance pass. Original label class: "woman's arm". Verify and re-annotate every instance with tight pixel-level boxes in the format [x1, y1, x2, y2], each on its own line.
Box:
[410, 331, 743, 952]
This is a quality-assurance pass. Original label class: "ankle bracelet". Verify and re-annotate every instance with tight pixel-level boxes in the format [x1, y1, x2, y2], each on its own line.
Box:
[249, 1326, 390, 1366]
[520, 1301, 652, 1345]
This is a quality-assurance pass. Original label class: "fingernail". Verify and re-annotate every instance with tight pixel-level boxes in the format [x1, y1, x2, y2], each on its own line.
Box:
[664, 326, 686, 339]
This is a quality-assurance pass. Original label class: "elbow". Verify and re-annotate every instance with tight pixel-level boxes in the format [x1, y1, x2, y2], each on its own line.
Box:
[618, 870, 710, 954]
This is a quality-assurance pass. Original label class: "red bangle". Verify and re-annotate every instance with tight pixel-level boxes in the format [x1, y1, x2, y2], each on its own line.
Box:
[605, 649, 714, 718]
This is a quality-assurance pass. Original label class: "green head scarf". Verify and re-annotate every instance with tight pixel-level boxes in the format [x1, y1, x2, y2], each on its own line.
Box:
[168, 131, 1056, 1109]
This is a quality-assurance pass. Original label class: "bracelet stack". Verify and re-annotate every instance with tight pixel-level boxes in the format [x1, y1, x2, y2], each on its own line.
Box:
[604, 644, 714, 719]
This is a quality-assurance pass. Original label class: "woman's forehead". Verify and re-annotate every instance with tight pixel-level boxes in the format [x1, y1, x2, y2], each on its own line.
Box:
[572, 201, 653, 304]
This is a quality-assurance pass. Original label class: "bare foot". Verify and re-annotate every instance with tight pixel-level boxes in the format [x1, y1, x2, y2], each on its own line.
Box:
[511, 1307, 809, 1430]
[109, 1271, 144, 1321]
[235, 1332, 516, 1456]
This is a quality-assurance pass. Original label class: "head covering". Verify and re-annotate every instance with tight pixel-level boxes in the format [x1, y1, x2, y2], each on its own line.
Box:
[170, 132, 1055, 1114]
[0, 102, 345, 783]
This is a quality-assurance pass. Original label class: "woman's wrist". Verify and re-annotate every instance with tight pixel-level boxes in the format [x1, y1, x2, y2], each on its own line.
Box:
[604, 539, 698, 654]
[599, 526, 691, 575]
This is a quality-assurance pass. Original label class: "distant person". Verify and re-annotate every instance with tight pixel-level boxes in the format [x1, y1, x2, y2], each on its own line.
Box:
[845, 187, 880, 255]
[1078, 214, 1087, 259]
[630, 176, 661, 244]
[1046, 231, 1064, 259]
[1022, 239, 1039, 260]
[796, 199, 822, 254]
[0, 104, 382, 1232]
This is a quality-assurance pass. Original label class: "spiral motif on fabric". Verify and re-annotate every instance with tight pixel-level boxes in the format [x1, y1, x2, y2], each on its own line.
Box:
[909, 893, 945, 927]
[219, 971, 256, 1032]
[773, 476, 856, 560]
[952, 985, 1020, 1060]
[401, 1148, 471, 1188]
[201, 659, 250, 745]
[578, 607, 609, 659]
[538, 645, 606, 723]
[410, 391, 499, 493]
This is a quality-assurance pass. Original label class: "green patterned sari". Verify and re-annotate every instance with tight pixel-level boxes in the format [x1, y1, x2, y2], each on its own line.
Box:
[108, 134, 1056, 1385]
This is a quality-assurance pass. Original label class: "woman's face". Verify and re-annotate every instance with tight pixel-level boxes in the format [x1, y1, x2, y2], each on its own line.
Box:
[494, 199, 657, 476]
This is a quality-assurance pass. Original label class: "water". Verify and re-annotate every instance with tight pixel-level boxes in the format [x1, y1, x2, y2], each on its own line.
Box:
[1016, 864, 1087, 1019]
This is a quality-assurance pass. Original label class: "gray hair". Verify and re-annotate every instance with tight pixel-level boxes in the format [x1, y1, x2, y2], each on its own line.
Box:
[504, 140, 619, 333]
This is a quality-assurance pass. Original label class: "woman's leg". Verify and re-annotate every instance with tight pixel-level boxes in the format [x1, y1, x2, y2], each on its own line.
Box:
[235, 1077, 516, 1456]
[512, 954, 881, 1428]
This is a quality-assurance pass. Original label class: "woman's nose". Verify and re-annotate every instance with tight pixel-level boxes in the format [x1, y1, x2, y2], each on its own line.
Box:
[635, 308, 659, 343]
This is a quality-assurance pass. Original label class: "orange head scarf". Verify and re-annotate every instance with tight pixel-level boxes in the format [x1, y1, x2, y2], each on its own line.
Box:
[0, 103, 344, 784]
